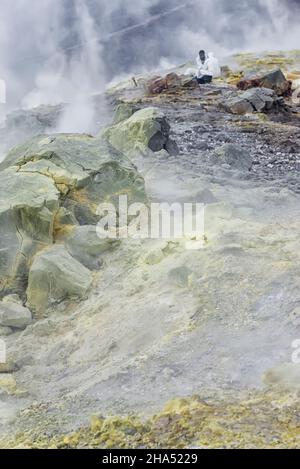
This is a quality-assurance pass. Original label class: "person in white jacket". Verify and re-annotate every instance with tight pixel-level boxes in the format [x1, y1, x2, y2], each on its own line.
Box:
[195, 51, 221, 84]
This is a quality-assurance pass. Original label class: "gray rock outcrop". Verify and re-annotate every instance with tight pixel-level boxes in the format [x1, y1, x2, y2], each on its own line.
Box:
[102, 107, 178, 156]
[223, 87, 278, 114]
[0, 132, 148, 315]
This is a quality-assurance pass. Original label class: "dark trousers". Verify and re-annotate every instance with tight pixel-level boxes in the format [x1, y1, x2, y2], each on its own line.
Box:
[196, 75, 213, 84]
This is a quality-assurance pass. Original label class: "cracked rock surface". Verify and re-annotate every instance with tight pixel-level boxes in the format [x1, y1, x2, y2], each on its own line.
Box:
[0, 134, 146, 308]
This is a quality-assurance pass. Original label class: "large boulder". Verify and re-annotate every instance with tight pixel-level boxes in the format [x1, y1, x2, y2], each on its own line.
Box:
[223, 88, 276, 114]
[27, 245, 93, 315]
[223, 96, 254, 115]
[237, 69, 292, 96]
[0, 133, 147, 310]
[0, 135, 146, 209]
[102, 108, 178, 156]
[0, 168, 59, 295]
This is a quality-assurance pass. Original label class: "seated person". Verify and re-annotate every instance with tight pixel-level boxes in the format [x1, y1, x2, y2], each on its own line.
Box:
[196, 50, 221, 84]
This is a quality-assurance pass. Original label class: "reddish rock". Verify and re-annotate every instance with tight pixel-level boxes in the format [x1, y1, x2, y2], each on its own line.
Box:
[147, 73, 197, 95]
[237, 69, 292, 96]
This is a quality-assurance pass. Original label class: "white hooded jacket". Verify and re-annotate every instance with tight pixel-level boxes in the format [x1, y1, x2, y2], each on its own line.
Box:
[196, 52, 221, 78]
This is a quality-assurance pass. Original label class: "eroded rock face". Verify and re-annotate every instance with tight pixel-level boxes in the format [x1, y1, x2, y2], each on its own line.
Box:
[0, 133, 147, 314]
[223, 95, 254, 115]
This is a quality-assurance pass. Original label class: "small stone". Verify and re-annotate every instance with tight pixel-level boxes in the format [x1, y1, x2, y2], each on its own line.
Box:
[0, 302, 32, 329]
[102, 107, 175, 156]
